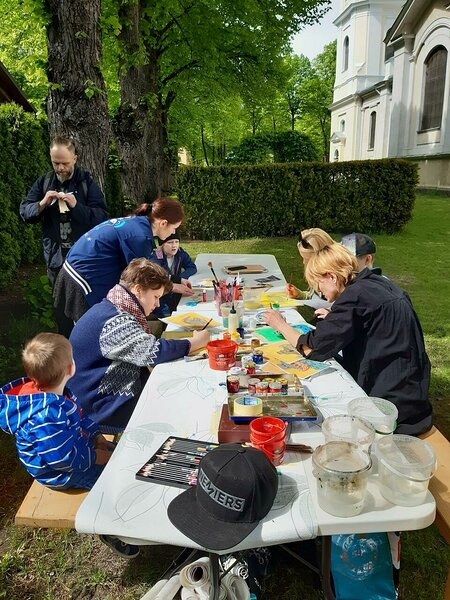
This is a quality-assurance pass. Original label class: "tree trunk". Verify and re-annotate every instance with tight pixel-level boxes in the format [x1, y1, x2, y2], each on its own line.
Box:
[46, 0, 110, 190]
[114, 1, 172, 204]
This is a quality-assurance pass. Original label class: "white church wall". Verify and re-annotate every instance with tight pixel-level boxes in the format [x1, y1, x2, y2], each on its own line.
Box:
[406, 6, 450, 158]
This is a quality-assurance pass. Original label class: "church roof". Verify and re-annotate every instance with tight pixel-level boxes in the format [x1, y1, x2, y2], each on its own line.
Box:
[385, 0, 432, 45]
[0, 60, 35, 113]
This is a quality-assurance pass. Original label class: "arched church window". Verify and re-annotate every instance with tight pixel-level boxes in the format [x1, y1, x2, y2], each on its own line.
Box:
[369, 111, 376, 150]
[334, 150, 339, 161]
[421, 46, 447, 130]
[343, 37, 349, 72]
[340, 119, 346, 132]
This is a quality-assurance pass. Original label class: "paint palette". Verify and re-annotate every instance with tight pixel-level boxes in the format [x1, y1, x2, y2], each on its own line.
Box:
[135, 436, 219, 489]
[228, 391, 319, 422]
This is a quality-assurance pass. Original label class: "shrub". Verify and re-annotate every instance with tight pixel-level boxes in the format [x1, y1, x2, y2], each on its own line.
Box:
[176, 159, 418, 239]
[23, 274, 56, 330]
[0, 104, 49, 288]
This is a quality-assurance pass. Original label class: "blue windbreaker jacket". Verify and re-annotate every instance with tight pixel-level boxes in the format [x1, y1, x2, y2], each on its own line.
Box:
[63, 215, 157, 306]
[0, 378, 99, 488]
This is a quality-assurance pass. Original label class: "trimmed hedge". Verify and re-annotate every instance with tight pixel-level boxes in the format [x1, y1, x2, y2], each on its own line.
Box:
[176, 159, 418, 239]
[0, 104, 49, 288]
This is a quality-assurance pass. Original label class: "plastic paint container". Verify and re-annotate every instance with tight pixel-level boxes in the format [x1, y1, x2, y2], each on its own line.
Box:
[348, 397, 398, 436]
[312, 441, 372, 517]
[250, 417, 287, 466]
[322, 414, 376, 453]
[206, 340, 238, 371]
[374, 434, 436, 506]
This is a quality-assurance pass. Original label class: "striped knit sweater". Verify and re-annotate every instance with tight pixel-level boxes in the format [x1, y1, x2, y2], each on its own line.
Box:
[0, 378, 99, 488]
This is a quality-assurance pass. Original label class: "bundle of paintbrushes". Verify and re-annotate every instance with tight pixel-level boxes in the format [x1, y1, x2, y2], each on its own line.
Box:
[135, 436, 219, 489]
[214, 279, 241, 314]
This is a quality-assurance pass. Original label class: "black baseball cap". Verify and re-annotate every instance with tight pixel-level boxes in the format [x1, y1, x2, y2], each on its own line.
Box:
[341, 232, 376, 257]
[167, 443, 278, 550]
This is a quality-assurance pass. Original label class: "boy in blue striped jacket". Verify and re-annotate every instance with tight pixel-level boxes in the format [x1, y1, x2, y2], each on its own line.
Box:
[0, 333, 139, 557]
[0, 333, 111, 489]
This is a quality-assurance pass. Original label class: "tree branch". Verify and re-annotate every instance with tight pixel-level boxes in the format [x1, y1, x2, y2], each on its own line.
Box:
[161, 60, 198, 86]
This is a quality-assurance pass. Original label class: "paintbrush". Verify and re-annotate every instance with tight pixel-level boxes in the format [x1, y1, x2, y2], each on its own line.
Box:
[207, 261, 220, 284]
[200, 318, 212, 331]
[287, 272, 293, 299]
[285, 443, 314, 454]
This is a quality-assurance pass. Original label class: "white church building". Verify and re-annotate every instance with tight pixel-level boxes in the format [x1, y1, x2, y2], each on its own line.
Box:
[330, 0, 450, 189]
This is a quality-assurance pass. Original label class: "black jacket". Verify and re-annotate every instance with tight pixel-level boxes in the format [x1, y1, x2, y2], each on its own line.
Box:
[20, 166, 108, 272]
[297, 269, 432, 435]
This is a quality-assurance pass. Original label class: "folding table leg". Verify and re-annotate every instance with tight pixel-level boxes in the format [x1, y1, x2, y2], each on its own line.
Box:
[321, 535, 335, 600]
[208, 552, 221, 600]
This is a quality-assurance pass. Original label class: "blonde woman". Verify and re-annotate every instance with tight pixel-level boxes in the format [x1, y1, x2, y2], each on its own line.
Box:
[286, 227, 335, 300]
[265, 244, 432, 435]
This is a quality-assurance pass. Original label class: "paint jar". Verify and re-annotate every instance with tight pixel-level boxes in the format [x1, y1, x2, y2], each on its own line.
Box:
[348, 397, 398, 437]
[252, 349, 264, 364]
[312, 441, 372, 517]
[269, 382, 282, 395]
[241, 354, 253, 368]
[255, 381, 269, 395]
[251, 338, 261, 349]
[247, 378, 260, 395]
[280, 379, 289, 395]
[227, 375, 240, 394]
[374, 435, 436, 506]
[250, 416, 287, 466]
[245, 361, 256, 375]
[322, 415, 376, 453]
[202, 289, 207, 302]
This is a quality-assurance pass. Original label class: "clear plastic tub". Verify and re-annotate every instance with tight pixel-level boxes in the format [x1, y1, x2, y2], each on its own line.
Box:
[322, 414, 375, 452]
[348, 397, 398, 435]
[312, 441, 372, 517]
[242, 287, 269, 310]
[374, 434, 436, 506]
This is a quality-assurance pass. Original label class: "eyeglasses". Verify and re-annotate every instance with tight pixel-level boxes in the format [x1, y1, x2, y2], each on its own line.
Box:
[297, 232, 313, 250]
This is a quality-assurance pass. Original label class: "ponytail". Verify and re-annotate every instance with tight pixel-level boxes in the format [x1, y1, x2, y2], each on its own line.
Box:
[131, 203, 152, 217]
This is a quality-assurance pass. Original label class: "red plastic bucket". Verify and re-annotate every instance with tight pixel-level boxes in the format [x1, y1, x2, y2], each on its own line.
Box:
[250, 416, 287, 466]
[206, 340, 238, 371]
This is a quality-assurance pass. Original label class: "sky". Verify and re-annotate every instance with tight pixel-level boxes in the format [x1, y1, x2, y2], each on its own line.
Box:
[291, 1, 340, 60]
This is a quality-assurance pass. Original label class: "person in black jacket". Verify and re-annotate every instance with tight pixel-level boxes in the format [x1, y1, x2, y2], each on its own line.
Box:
[264, 243, 432, 435]
[20, 136, 108, 284]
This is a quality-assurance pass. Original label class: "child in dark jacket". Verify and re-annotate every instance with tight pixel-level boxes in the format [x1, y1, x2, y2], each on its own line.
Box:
[0, 333, 139, 558]
[150, 231, 197, 317]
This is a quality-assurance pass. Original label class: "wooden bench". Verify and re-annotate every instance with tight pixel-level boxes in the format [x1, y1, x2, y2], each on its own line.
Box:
[15, 427, 450, 594]
[15, 484, 87, 529]
[418, 426, 450, 599]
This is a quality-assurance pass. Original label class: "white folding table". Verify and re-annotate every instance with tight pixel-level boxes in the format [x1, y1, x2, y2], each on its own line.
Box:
[76, 360, 435, 598]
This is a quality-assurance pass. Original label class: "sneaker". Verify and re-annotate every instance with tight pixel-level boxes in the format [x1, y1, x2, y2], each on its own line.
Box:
[99, 534, 140, 559]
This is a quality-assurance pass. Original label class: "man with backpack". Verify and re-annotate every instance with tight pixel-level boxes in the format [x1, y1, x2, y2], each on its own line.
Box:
[20, 136, 108, 285]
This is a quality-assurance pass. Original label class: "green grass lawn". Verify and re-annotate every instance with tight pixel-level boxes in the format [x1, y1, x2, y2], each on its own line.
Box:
[0, 192, 449, 599]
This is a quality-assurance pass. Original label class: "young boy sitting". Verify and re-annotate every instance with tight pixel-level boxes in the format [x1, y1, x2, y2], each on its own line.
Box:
[340, 232, 382, 275]
[151, 231, 197, 317]
[0, 332, 139, 558]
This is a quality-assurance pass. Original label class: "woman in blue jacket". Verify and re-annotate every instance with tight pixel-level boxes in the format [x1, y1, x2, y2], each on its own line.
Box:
[53, 197, 193, 327]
